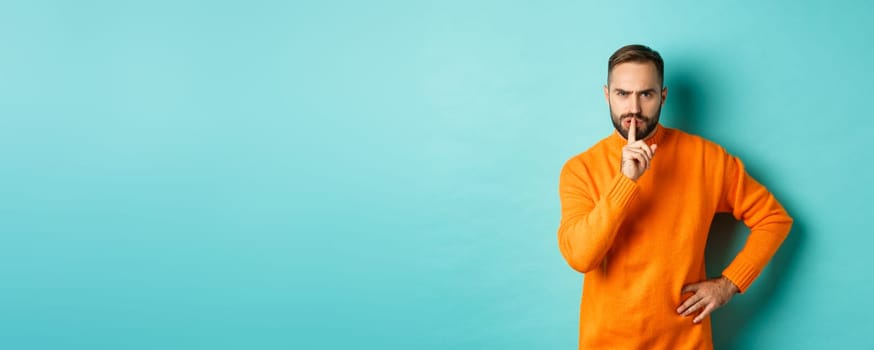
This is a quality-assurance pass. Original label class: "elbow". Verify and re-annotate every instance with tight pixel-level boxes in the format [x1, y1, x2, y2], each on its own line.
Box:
[779, 208, 794, 236]
[558, 228, 602, 273]
[785, 215, 794, 239]
[564, 255, 601, 273]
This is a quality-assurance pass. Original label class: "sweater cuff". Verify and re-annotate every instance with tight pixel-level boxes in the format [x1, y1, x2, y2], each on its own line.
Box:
[607, 174, 640, 210]
[722, 258, 760, 293]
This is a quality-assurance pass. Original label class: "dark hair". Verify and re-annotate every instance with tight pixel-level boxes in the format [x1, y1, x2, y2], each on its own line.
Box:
[608, 44, 664, 86]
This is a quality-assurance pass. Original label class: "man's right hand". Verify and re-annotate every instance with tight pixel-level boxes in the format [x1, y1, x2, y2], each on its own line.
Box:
[621, 120, 658, 181]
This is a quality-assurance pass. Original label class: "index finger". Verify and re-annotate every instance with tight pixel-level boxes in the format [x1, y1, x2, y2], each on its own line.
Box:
[628, 119, 636, 144]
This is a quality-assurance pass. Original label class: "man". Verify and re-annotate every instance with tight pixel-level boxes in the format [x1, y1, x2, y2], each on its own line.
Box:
[557, 44, 792, 349]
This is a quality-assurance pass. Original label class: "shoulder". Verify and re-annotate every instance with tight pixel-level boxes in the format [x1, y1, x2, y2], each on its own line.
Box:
[667, 127, 732, 157]
[561, 134, 614, 173]
[665, 127, 742, 179]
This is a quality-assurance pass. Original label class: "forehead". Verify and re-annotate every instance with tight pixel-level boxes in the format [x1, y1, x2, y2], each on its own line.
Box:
[609, 62, 661, 89]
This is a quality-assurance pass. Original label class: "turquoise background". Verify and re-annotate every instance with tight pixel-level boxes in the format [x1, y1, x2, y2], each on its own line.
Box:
[1, 1, 871, 349]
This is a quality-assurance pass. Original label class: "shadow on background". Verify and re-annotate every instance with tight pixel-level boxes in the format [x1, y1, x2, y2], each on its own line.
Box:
[668, 67, 805, 350]
[662, 69, 700, 133]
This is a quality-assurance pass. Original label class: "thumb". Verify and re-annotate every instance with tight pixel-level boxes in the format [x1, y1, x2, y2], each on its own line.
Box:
[651, 144, 658, 153]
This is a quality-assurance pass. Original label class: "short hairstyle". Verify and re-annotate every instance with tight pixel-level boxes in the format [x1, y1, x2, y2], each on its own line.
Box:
[608, 44, 664, 86]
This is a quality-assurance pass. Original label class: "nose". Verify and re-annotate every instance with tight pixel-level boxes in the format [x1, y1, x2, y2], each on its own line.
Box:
[629, 95, 642, 114]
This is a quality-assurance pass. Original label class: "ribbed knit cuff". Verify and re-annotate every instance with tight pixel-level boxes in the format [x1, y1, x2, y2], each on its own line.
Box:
[607, 174, 640, 210]
[722, 258, 761, 293]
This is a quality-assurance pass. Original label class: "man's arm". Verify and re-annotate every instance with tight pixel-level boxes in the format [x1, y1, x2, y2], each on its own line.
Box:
[677, 151, 793, 323]
[557, 168, 639, 273]
[558, 122, 658, 273]
[718, 154, 793, 291]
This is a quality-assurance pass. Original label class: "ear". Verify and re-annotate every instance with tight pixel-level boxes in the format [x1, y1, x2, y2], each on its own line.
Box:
[661, 86, 668, 104]
[603, 85, 610, 104]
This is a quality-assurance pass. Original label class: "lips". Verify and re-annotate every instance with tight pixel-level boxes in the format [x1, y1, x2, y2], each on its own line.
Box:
[624, 118, 643, 128]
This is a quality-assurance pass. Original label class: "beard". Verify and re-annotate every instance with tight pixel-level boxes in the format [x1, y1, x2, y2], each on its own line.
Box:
[610, 103, 662, 141]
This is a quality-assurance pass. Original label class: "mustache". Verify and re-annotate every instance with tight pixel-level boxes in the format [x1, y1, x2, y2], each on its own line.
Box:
[621, 113, 649, 121]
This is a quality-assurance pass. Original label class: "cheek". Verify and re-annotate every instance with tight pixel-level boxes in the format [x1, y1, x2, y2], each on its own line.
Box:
[610, 99, 628, 111]
[645, 102, 661, 114]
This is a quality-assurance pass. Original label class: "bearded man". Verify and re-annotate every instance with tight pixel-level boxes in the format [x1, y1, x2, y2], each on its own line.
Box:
[557, 44, 793, 349]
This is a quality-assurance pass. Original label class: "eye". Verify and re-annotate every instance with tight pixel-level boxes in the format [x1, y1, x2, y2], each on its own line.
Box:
[617, 91, 628, 96]
[641, 92, 651, 97]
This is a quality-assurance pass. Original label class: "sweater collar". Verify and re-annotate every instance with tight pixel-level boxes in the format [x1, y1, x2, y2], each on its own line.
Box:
[609, 123, 666, 148]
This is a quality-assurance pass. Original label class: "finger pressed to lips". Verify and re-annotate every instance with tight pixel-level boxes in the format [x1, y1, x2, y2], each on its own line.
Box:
[623, 117, 645, 127]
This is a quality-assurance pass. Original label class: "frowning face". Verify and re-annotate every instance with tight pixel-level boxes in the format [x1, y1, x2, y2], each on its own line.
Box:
[604, 61, 667, 141]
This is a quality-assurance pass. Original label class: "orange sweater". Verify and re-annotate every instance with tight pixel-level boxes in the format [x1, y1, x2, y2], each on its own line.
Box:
[557, 124, 792, 349]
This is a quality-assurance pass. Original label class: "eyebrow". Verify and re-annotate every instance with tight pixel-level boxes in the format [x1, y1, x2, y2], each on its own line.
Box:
[613, 88, 659, 94]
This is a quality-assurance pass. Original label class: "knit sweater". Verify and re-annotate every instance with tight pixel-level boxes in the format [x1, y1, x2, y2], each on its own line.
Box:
[557, 124, 792, 349]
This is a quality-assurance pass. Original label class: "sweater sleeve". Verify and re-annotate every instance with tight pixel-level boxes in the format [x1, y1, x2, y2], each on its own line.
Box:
[717, 154, 793, 292]
[557, 160, 639, 273]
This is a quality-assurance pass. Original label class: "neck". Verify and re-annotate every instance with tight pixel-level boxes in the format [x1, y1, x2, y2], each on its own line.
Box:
[632, 127, 657, 142]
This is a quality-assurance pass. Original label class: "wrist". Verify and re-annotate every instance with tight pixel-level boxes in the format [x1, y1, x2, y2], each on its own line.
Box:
[720, 275, 740, 294]
[621, 171, 638, 182]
